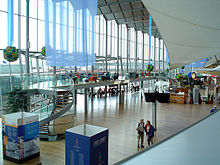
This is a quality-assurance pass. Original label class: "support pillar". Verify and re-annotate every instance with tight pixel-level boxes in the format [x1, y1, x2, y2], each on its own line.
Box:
[135, 31, 138, 72]
[119, 84, 124, 104]
[117, 24, 119, 75]
[98, 16, 101, 57]
[84, 88, 88, 113]
[120, 24, 124, 76]
[109, 21, 112, 71]
[25, 0, 30, 74]
[91, 88, 93, 100]
[110, 21, 112, 57]
[154, 37, 156, 73]
[158, 39, 161, 73]
[162, 43, 165, 72]
[53, 66, 56, 75]
[105, 19, 108, 72]
[142, 33, 145, 76]
[36, 57, 39, 75]
[105, 86, 107, 97]
[75, 89, 77, 106]
[18, 0, 23, 78]
[152, 98, 157, 129]
[127, 28, 130, 73]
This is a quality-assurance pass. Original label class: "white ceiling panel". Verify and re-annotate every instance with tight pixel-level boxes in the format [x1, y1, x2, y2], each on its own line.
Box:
[142, 0, 220, 68]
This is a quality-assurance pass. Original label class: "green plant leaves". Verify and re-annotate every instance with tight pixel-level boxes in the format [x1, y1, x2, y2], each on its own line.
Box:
[7, 88, 29, 113]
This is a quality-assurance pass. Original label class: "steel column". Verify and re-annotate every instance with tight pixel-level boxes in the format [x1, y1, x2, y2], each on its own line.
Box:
[98, 16, 101, 57]
[75, 89, 77, 106]
[158, 39, 161, 73]
[18, 0, 23, 78]
[152, 98, 157, 129]
[117, 24, 119, 74]
[105, 19, 108, 72]
[120, 25, 123, 75]
[41, 60, 44, 74]
[36, 57, 39, 75]
[84, 88, 88, 113]
[110, 21, 112, 71]
[105, 86, 107, 97]
[135, 31, 138, 72]
[154, 37, 156, 72]
[142, 33, 145, 74]
[163, 43, 165, 72]
[127, 28, 130, 73]
[25, 0, 30, 74]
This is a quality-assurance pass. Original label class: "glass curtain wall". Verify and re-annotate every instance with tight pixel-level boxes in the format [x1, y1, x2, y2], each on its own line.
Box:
[0, 1, 170, 113]
[0, 1, 168, 76]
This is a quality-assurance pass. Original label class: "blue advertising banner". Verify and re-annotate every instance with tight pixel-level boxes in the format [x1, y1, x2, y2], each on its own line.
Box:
[8, 0, 14, 46]
[5, 125, 18, 143]
[23, 121, 39, 141]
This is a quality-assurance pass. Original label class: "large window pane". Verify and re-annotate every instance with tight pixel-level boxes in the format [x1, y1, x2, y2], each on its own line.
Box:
[0, 0, 7, 11]
[30, 19, 37, 51]
[38, 20, 45, 50]
[30, 0, 37, 18]
[0, 12, 7, 49]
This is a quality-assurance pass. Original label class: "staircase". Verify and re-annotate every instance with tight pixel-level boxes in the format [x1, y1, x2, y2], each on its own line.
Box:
[22, 73, 75, 141]
[39, 124, 49, 139]
[39, 90, 74, 141]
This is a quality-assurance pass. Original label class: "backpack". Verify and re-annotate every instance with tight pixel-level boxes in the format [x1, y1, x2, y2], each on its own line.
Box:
[149, 125, 155, 137]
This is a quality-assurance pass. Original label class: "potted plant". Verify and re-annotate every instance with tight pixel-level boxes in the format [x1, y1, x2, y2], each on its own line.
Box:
[7, 88, 30, 113]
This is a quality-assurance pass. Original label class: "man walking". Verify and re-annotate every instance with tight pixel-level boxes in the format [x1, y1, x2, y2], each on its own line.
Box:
[136, 119, 145, 148]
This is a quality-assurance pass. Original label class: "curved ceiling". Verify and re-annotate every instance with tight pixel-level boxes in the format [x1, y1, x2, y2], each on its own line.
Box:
[141, 0, 220, 68]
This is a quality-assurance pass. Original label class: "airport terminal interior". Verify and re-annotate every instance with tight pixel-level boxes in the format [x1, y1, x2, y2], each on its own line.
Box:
[0, 0, 220, 164]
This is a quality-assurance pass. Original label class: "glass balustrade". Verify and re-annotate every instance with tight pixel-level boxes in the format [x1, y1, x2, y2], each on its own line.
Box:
[0, 73, 74, 121]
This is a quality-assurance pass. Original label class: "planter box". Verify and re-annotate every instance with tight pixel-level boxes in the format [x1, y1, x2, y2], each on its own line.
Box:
[48, 135, 57, 142]
[2, 112, 40, 164]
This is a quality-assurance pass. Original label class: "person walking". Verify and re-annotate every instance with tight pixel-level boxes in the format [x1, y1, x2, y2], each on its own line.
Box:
[136, 119, 145, 148]
[145, 120, 155, 146]
[210, 105, 218, 114]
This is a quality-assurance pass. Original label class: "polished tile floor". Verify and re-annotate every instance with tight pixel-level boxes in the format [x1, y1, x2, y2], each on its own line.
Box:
[0, 91, 211, 165]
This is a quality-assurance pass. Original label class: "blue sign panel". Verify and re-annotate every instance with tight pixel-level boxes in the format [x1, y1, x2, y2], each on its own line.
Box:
[90, 130, 108, 165]
[65, 132, 90, 165]
[23, 121, 39, 141]
[5, 125, 18, 143]
[65, 125, 108, 165]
